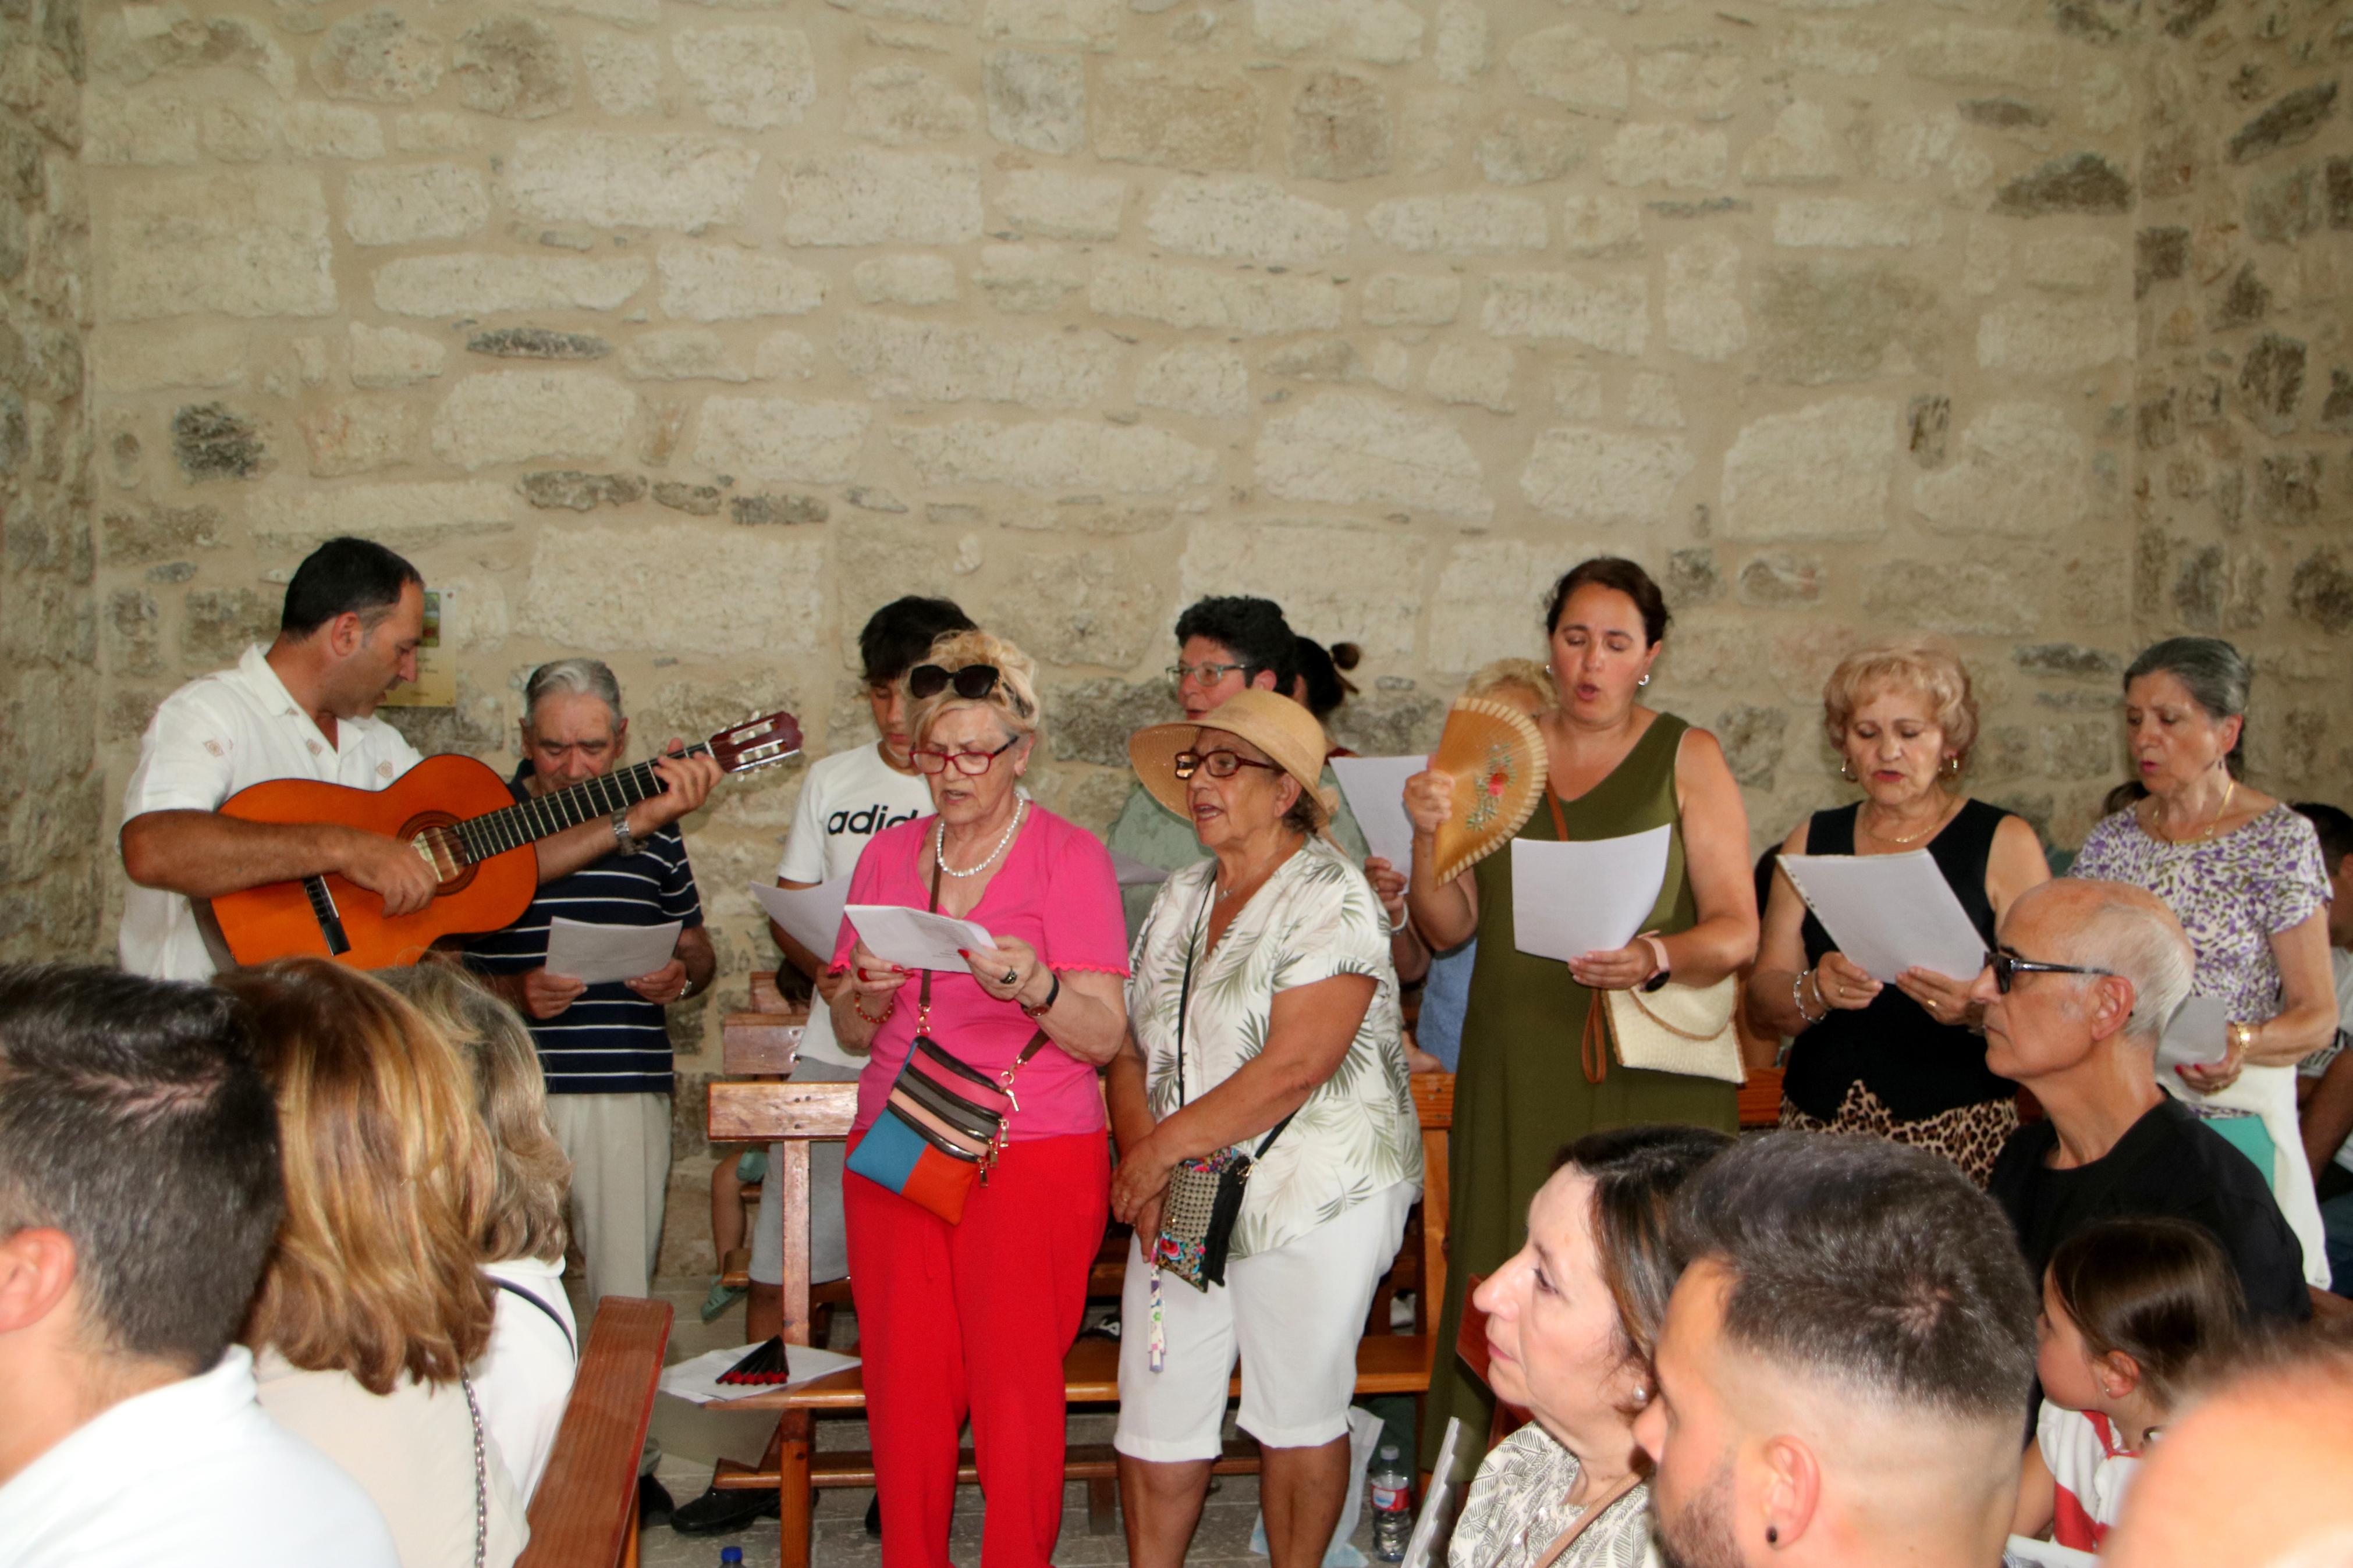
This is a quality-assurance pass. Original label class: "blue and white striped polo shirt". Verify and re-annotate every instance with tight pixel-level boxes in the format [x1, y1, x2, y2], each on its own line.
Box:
[466, 765, 704, 1096]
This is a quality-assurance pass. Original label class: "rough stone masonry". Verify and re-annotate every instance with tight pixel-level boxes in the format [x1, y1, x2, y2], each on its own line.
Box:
[2, 0, 2348, 1269]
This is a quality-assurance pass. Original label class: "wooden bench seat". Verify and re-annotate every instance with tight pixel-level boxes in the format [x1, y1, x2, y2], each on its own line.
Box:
[516, 1296, 673, 1568]
[707, 1072, 1453, 1567]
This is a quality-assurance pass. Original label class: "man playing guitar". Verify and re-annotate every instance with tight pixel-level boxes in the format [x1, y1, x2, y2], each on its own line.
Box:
[117, 536, 721, 979]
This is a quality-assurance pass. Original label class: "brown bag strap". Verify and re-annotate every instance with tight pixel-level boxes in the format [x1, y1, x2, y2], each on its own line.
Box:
[1581, 991, 1611, 1085]
[1545, 788, 1568, 841]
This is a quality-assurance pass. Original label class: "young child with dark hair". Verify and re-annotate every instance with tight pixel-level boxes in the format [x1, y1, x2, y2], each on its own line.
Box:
[2013, 1217, 2248, 1553]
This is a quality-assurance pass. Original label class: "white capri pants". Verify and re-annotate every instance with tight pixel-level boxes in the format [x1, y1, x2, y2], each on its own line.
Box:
[1114, 1181, 1415, 1460]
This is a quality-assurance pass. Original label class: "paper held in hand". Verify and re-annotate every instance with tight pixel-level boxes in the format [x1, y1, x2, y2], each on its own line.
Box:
[2157, 995, 2231, 1072]
[542, 916, 683, 985]
[1510, 825, 1671, 962]
[753, 879, 850, 958]
[1330, 754, 1428, 871]
[845, 904, 995, 972]
[1775, 851, 1986, 984]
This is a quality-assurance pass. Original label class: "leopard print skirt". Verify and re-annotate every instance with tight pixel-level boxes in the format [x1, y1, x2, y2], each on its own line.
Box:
[1779, 1079, 2020, 1189]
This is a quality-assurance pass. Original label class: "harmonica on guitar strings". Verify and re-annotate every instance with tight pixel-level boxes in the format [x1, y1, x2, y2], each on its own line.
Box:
[207, 711, 800, 969]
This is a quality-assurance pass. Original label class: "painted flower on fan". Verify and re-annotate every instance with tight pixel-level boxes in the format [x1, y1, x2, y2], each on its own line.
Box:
[1464, 742, 1516, 833]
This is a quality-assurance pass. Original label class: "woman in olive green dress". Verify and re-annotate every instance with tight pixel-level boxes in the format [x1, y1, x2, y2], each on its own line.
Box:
[1403, 558, 1759, 1472]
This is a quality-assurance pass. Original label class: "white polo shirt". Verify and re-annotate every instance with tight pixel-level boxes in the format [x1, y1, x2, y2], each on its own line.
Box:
[118, 644, 424, 979]
[0, 1346, 400, 1568]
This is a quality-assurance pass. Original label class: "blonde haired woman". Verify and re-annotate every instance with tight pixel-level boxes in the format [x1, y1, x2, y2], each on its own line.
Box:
[1747, 639, 2049, 1184]
[831, 629, 1130, 1568]
[220, 958, 528, 1568]
[382, 962, 577, 1499]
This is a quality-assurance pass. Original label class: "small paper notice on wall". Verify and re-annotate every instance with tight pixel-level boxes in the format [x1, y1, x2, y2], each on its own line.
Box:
[379, 587, 454, 708]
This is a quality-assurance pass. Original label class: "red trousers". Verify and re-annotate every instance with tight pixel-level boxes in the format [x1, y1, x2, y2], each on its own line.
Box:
[845, 1130, 1110, 1568]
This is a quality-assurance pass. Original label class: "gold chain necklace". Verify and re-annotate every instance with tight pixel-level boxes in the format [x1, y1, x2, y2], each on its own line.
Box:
[2155, 778, 2236, 844]
[1861, 794, 1956, 847]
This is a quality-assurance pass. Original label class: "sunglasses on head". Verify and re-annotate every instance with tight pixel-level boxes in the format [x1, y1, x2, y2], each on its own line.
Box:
[1983, 948, 2116, 994]
[907, 664, 1000, 701]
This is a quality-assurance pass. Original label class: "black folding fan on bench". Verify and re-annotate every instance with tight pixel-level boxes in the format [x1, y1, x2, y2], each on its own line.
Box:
[715, 1336, 792, 1386]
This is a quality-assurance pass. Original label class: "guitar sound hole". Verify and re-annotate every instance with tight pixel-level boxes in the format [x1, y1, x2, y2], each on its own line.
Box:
[405, 820, 475, 892]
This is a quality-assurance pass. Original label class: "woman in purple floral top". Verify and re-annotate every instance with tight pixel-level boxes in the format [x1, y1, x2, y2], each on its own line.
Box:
[2073, 637, 2340, 1287]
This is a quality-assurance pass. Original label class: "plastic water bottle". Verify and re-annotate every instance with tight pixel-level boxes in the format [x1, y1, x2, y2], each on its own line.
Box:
[720, 1549, 743, 1567]
[1369, 1444, 1411, 1562]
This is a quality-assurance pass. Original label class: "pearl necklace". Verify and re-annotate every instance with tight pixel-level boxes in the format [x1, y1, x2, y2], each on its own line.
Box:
[935, 797, 1025, 878]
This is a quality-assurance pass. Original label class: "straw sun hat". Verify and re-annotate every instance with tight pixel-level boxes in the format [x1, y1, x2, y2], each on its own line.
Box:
[1128, 689, 1336, 828]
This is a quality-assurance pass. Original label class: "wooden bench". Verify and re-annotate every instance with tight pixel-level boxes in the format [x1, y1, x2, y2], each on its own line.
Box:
[516, 1296, 673, 1568]
[704, 1073, 1453, 1568]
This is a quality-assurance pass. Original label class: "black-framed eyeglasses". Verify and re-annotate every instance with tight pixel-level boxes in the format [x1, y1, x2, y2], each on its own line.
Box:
[910, 736, 1020, 776]
[1167, 660, 1248, 689]
[1983, 948, 2116, 994]
[908, 663, 1000, 701]
[1173, 749, 1283, 781]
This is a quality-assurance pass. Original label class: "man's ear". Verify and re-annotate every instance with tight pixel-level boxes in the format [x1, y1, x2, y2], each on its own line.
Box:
[1759, 1434, 1824, 1551]
[325, 609, 366, 660]
[2086, 972, 2138, 1044]
[0, 1228, 77, 1336]
[613, 716, 630, 756]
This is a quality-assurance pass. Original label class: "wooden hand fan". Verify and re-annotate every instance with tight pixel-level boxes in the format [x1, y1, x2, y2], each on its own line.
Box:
[1428, 696, 1549, 884]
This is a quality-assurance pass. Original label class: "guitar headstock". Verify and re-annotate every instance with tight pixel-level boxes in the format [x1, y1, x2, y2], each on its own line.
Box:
[709, 711, 803, 776]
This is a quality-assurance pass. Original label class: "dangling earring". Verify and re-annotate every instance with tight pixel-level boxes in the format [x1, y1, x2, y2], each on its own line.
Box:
[1839, 758, 1857, 782]
[1942, 753, 1962, 779]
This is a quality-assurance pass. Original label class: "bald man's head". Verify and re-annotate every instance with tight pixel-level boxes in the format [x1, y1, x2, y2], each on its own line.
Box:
[2107, 1330, 2353, 1568]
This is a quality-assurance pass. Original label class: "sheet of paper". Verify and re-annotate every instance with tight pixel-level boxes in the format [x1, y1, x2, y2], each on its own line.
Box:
[1774, 851, 1989, 984]
[1399, 1417, 1464, 1568]
[542, 916, 682, 985]
[2003, 1537, 2096, 1568]
[2159, 995, 2231, 1072]
[658, 1342, 863, 1405]
[845, 904, 995, 971]
[752, 879, 850, 958]
[1330, 754, 1427, 870]
[1510, 825, 1671, 962]
[1109, 848, 1170, 888]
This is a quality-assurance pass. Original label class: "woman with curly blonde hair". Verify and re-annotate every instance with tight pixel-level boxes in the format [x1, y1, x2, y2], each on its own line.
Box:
[1745, 639, 2049, 1185]
[382, 961, 577, 1499]
[221, 958, 528, 1568]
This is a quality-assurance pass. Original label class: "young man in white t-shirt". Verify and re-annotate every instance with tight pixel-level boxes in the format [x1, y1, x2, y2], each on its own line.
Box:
[672, 596, 973, 1539]
[0, 967, 397, 1567]
[2290, 802, 2353, 1290]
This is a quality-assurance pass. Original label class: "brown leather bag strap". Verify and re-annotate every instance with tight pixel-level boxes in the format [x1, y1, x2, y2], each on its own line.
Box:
[1581, 990, 1611, 1085]
[1545, 788, 1568, 841]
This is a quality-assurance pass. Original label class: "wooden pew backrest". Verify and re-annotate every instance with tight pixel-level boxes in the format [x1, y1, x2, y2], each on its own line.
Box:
[518, 1295, 673, 1568]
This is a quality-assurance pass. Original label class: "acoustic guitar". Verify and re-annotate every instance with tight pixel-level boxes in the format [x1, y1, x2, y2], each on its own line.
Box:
[208, 710, 801, 970]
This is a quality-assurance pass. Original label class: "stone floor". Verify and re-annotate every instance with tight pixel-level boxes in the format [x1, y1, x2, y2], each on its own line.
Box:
[593, 1276, 1386, 1568]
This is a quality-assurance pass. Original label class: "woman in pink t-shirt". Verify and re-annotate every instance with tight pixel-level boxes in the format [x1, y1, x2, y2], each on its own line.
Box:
[831, 630, 1128, 1568]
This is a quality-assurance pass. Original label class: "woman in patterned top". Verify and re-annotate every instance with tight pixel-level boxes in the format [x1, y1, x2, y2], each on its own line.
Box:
[1450, 1125, 1731, 1568]
[1110, 688, 1422, 1568]
[2071, 636, 2341, 1288]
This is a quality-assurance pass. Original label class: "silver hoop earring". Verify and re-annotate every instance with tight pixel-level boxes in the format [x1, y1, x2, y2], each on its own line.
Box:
[1637, 674, 1650, 687]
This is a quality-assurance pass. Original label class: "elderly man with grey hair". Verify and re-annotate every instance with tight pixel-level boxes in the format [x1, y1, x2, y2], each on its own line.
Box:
[1976, 878, 2312, 1324]
[466, 658, 721, 1314]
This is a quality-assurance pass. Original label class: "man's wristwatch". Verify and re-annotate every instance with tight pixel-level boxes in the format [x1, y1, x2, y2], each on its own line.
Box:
[611, 812, 636, 858]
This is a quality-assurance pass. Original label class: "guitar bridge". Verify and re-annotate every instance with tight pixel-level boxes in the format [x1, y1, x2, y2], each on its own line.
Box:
[303, 875, 352, 957]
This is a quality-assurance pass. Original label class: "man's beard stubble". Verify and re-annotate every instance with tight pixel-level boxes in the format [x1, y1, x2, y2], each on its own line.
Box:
[1653, 1455, 1745, 1568]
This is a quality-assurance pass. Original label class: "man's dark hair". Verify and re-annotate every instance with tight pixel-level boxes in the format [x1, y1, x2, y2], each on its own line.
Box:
[2292, 802, 2353, 872]
[279, 536, 423, 639]
[1174, 596, 1296, 686]
[1671, 1132, 2036, 1424]
[860, 596, 977, 686]
[0, 965, 284, 1373]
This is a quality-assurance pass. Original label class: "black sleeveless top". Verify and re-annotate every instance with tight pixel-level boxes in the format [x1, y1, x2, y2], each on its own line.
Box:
[1782, 798, 2017, 1122]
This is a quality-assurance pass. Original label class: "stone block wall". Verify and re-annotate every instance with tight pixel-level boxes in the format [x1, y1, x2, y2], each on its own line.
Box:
[18, 0, 2352, 1263]
[0, 0, 103, 962]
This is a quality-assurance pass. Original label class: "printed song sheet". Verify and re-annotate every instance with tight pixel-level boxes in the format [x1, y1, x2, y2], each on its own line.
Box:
[844, 904, 995, 972]
[1510, 825, 1671, 962]
[542, 917, 682, 985]
[2158, 995, 2231, 1072]
[752, 879, 851, 958]
[1775, 851, 1986, 983]
[1330, 754, 1428, 870]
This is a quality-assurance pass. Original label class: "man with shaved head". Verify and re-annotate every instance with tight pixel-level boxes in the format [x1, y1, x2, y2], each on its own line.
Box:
[2105, 1328, 2353, 1567]
[1976, 877, 2311, 1323]
[1634, 1133, 2038, 1568]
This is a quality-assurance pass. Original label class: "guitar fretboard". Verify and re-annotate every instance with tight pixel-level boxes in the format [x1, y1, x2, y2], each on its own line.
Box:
[454, 744, 714, 864]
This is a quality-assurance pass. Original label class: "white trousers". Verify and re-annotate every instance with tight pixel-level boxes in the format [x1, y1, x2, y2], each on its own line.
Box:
[547, 1092, 672, 1304]
[1115, 1181, 1415, 1462]
[2175, 1064, 2331, 1289]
